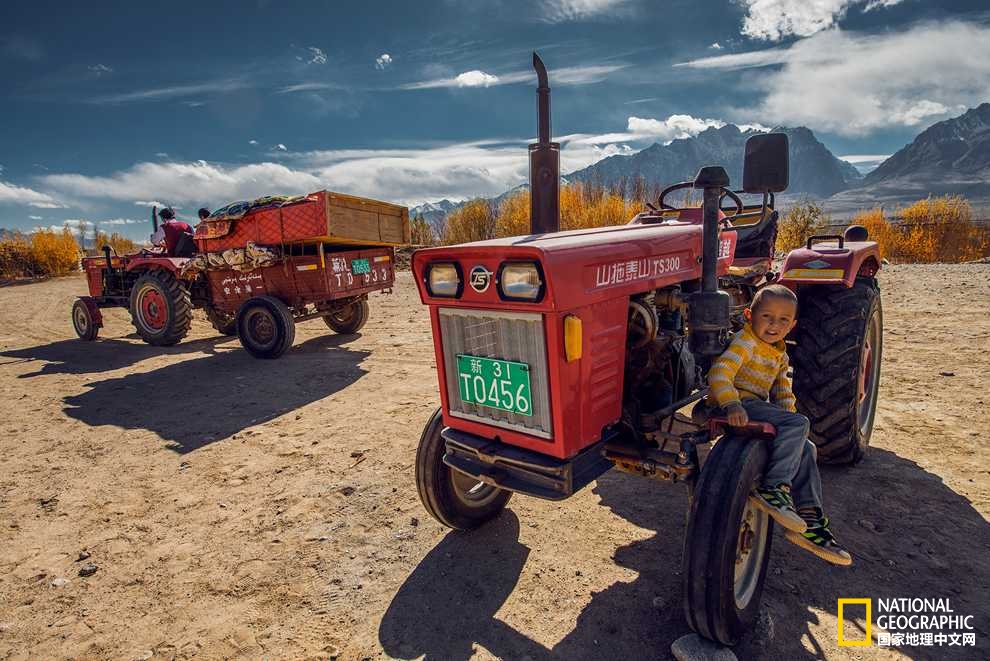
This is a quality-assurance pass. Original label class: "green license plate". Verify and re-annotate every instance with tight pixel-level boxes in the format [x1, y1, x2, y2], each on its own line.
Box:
[456, 354, 532, 416]
[351, 258, 371, 275]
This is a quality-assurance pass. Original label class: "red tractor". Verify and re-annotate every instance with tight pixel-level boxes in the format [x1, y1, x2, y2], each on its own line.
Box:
[72, 197, 401, 359]
[411, 54, 882, 645]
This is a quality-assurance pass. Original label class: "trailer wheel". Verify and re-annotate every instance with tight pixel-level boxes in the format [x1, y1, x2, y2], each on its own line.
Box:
[416, 408, 511, 530]
[205, 306, 237, 336]
[71, 299, 100, 341]
[236, 295, 296, 359]
[130, 270, 193, 346]
[323, 299, 369, 334]
[790, 277, 882, 464]
[683, 435, 773, 646]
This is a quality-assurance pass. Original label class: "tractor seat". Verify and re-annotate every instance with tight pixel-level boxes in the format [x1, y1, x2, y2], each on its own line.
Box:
[732, 209, 779, 260]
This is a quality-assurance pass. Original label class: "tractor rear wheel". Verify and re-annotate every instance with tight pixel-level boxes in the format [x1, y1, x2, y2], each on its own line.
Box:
[415, 408, 511, 530]
[72, 299, 100, 341]
[129, 270, 193, 346]
[236, 295, 296, 359]
[323, 299, 369, 334]
[683, 434, 773, 646]
[790, 277, 882, 464]
[205, 306, 237, 336]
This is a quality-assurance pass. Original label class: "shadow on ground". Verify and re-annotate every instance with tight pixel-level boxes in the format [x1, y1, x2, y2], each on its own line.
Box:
[0, 335, 237, 377]
[60, 334, 370, 453]
[380, 448, 990, 660]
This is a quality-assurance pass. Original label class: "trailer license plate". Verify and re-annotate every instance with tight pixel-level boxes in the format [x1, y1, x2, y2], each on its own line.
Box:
[350, 258, 371, 275]
[456, 355, 532, 416]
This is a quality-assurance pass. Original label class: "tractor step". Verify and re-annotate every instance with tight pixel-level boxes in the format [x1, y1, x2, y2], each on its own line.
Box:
[441, 427, 614, 501]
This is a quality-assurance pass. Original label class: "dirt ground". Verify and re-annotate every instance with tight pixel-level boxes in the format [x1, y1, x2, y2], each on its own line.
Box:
[0, 265, 987, 661]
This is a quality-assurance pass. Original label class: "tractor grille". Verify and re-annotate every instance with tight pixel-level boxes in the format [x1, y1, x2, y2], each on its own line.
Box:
[438, 308, 553, 439]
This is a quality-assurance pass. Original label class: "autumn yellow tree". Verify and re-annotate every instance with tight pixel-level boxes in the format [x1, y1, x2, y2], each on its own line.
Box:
[776, 198, 829, 253]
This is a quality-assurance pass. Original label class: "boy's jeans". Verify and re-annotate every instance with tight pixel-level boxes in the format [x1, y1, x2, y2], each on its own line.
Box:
[740, 399, 823, 510]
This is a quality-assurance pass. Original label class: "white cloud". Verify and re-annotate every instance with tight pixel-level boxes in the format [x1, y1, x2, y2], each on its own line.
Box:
[561, 114, 739, 148]
[839, 154, 892, 163]
[0, 181, 67, 208]
[709, 42, 723, 50]
[676, 47, 789, 70]
[91, 78, 248, 104]
[134, 200, 166, 208]
[249, 140, 259, 145]
[28, 214, 42, 220]
[677, 22, 989, 135]
[275, 143, 288, 151]
[100, 218, 142, 225]
[739, 0, 905, 41]
[375, 53, 393, 70]
[540, 0, 631, 22]
[88, 63, 113, 75]
[43, 161, 324, 207]
[306, 47, 327, 65]
[402, 63, 625, 90]
[456, 70, 500, 87]
[277, 82, 339, 94]
[33, 112, 750, 211]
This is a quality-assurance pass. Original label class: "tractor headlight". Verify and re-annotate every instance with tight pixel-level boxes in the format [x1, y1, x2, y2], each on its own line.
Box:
[426, 262, 461, 298]
[498, 262, 544, 302]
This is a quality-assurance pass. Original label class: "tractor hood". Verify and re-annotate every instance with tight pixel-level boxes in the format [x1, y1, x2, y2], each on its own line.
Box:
[412, 220, 737, 312]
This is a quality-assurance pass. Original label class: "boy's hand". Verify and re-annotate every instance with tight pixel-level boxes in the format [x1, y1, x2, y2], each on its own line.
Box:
[726, 404, 749, 427]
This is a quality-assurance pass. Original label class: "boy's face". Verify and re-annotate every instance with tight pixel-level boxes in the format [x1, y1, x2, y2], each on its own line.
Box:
[747, 297, 797, 344]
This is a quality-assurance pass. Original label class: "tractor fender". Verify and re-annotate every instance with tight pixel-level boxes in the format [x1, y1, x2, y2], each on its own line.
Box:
[124, 256, 190, 275]
[77, 296, 104, 327]
[777, 240, 881, 289]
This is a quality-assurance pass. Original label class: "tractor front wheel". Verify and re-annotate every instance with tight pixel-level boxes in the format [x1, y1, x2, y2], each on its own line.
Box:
[323, 299, 369, 335]
[129, 270, 193, 346]
[236, 295, 296, 359]
[415, 408, 511, 530]
[790, 277, 883, 464]
[683, 434, 773, 646]
[71, 299, 100, 341]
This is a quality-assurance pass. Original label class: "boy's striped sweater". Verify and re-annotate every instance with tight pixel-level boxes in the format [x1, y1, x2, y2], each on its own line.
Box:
[708, 323, 797, 412]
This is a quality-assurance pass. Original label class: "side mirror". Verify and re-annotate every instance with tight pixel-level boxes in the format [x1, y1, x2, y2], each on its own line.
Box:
[743, 133, 789, 193]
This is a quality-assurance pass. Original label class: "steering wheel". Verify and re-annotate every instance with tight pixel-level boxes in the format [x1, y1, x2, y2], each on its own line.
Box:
[656, 181, 743, 217]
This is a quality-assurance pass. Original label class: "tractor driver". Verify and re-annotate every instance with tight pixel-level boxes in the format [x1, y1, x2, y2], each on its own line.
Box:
[152, 207, 194, 257]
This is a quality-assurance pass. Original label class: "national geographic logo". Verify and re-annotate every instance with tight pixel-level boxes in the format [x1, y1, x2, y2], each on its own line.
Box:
[838, 598, 977, 648]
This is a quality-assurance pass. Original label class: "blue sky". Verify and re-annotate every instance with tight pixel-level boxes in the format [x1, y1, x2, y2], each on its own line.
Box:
[1, 0, 988, 238]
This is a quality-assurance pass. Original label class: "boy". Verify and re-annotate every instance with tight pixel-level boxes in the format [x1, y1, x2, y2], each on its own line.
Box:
[708, 284, 852, 566]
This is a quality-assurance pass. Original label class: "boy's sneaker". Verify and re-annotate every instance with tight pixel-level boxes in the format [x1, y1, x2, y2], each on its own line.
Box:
[785, 509, 853, 566]
[750, 484, 807, 533]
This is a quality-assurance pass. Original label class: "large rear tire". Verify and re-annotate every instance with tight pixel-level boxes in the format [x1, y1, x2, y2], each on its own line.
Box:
[323, 299, 369, 335]
[129, 270, 193, 346]
[790, 277, 882, 464]
[683, 435, 773, 646]
[236, 296, 296, 359]
[415, 408, 511, 530]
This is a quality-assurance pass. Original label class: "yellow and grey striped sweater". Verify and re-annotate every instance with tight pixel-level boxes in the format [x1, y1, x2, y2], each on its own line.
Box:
[708, 323, 797, 412]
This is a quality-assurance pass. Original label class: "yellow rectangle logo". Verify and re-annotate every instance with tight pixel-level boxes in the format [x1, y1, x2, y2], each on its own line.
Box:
[296, 264, 318, 271]
[783, 268, 845, 279]
[838, 598, 872, 646]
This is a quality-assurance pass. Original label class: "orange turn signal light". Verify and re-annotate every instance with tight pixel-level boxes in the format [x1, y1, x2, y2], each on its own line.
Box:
[564, 315, 582, 362]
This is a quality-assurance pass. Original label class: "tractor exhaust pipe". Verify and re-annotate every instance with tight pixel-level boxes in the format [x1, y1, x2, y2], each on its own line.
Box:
[529, 52, 560, 235]
[152, 206, 159, 233]
[688, 166, 732, 367]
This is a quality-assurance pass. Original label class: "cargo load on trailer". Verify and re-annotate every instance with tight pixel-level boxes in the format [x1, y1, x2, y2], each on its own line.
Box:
[194, 191, 410, 253]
